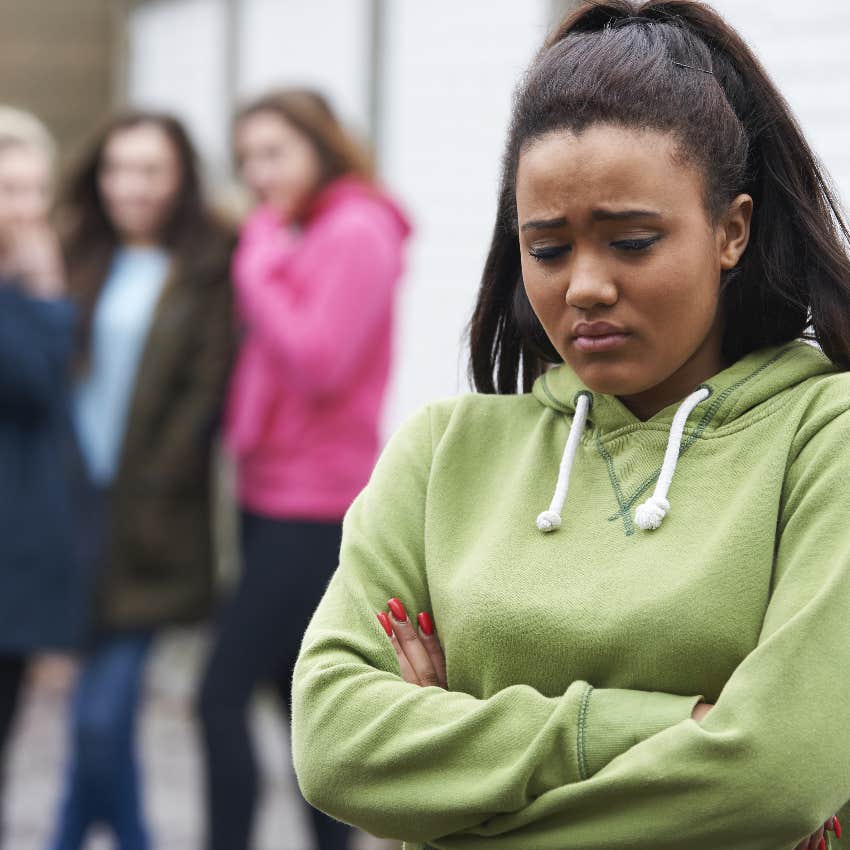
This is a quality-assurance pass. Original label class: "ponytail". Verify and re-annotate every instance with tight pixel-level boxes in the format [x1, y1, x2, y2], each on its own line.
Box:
[469, 0, 850, 393]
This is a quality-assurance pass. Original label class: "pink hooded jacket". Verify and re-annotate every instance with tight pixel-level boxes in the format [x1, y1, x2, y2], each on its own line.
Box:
[224, 177, 411, 520]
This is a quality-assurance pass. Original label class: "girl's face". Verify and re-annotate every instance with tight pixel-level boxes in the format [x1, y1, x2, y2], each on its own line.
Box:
[235, 110, 323, 220]
[0, 143, 52, 232]
[516, 125, 752, 419]
[98, 124, 183, 247]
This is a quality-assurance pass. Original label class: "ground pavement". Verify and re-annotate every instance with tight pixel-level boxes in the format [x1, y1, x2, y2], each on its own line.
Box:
[3, 631, 398, 850]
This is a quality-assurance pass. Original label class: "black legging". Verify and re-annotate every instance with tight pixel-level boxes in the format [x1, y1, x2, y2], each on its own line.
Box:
[0, 654, 26, 844]
[199, 513, 351, 850]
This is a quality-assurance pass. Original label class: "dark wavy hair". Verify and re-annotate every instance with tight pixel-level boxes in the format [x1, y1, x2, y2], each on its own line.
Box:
[469, 0, 850, 393]
[58, 110, 227, 359]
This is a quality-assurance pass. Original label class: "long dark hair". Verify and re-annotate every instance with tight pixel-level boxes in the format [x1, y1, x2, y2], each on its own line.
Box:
[235, 88, 373, 193]
[469, 0, 850, 393]
[58, 110, 226, 357]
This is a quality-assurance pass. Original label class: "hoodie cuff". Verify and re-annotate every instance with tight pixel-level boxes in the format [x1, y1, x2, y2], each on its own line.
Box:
[578, 685, 703, 779]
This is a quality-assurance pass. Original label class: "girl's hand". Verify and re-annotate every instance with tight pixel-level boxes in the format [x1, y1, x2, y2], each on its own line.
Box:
[691, 702, 714, 722]
[794, 816, 841, 850]
[376, 597, 446, 689]
[3, 223, 64, 298]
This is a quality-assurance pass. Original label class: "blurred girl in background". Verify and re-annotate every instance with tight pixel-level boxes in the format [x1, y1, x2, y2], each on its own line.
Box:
[0, 106, 78, 844]
[198, 89, 410, 850]
[47, 111, 235, 850]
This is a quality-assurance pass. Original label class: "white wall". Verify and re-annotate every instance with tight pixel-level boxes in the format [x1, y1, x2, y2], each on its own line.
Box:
[128, 0, 231, 172]
[126, 1, 850, 437]
[236, 0, 372, 136]
[378, 2, 554, 425]
[710, 0, 850, 208]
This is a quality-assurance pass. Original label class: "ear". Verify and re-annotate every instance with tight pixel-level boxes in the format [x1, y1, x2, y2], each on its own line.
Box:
[718, 193, 753, 270]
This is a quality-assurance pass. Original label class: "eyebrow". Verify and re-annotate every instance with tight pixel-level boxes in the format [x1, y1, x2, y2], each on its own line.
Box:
[520, 217, 567, 233]
[520, 209, 662, 232]
[592, 208, 662, 222]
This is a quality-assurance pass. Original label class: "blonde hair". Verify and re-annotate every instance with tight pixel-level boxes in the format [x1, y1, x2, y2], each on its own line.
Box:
[0, 106, 56, 163]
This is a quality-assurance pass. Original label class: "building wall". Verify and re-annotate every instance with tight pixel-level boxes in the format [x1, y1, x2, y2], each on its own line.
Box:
[125, 1, 850, 434]
[128, 0, 231, 171]
[377, 2, 554, 422]
[710, 0, 850, 213]
[0, 0, 119, 161]
[237, 0, 373, 134]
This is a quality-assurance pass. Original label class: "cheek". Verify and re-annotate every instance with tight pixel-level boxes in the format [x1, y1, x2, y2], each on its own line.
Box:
[293, 147, 322, 192]
[148, 171, 181, 214]
[265, 156, 306, 199]
[521, 259, 562, 324]
[636, 252, 722, 337]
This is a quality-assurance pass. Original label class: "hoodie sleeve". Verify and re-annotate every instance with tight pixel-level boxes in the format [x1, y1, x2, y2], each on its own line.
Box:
[0, 286, 76, 419]
[233, 203, 403, 398]
[291, 403, 709, 845]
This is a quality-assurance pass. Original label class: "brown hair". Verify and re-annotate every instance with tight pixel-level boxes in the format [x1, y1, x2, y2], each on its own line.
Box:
[469, 0, 850, 393]
[235, 88, 373, 190]
[59, 110, 227, 358]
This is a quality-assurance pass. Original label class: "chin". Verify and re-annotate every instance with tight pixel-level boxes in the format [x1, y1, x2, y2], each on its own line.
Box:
[566, 357, 653, 398]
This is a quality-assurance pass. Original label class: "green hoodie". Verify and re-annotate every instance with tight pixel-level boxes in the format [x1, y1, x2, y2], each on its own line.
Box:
[292, 341, 850, 850]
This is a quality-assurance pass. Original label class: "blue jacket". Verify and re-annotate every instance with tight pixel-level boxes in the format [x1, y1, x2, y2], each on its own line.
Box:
[0, 282, 83, 653]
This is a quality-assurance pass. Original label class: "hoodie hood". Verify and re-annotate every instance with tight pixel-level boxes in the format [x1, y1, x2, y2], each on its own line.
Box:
[533, 341, 835, 432]
[531, 341, 836, 532]
[305, 175, 412, 242]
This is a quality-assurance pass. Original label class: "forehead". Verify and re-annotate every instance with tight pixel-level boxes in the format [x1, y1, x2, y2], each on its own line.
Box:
[236, 111, 301, 147]
[103, 125, 177, 164]
[0, 144, 51, 182]
[515, 125, 704, 216]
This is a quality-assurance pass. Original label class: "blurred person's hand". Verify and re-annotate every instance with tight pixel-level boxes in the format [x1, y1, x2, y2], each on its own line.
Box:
[0, 221, 65, 298]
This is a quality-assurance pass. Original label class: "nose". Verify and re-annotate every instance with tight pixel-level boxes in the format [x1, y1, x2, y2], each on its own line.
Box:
[565, 253, 618, 311]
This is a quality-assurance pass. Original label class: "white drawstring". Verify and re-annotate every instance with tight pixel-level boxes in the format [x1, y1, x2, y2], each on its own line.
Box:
[537, 393, 591, 533]
[634, 386, 711, 531]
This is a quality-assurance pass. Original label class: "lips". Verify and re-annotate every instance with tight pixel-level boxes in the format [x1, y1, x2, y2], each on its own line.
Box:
[571, 321, 631, 353]
[572, 321, 627, 337]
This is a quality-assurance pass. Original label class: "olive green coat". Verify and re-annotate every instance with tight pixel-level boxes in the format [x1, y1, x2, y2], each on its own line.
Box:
[96, 235, 236, 631]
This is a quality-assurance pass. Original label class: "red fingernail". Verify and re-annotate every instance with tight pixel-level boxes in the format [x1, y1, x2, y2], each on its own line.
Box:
[376, 611, 393, 637]
[819, 838, 826, 850]
[417, 611, 434, 636]
[836, 816, 843, 839]
[388, 597, 407, 622]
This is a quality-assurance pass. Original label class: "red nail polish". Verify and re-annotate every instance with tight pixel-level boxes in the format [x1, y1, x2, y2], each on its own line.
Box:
[417, 611, 434, 636]
[376, 611, 393, 637]
[819, 837, 826, 850]
[388, 597, 407, 622]
[836, 816, 843, 839]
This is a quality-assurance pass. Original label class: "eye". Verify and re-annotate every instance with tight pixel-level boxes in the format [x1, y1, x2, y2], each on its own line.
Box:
[528, 245, 571, 262]
[611, 235, 662, 252]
